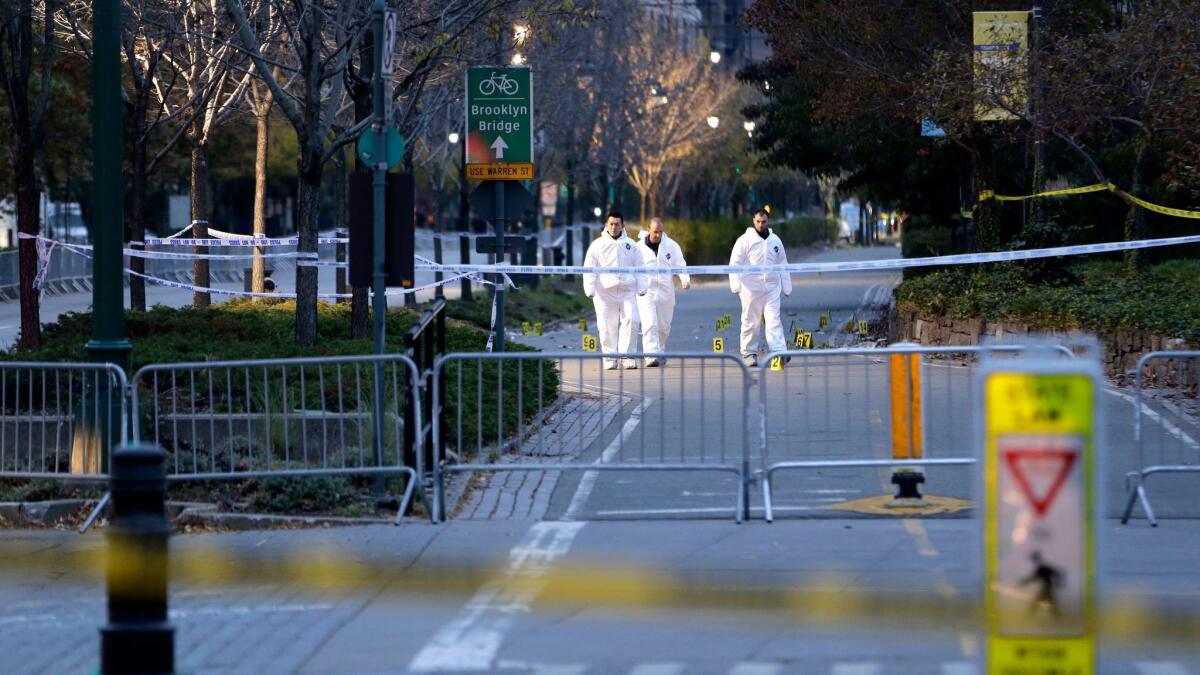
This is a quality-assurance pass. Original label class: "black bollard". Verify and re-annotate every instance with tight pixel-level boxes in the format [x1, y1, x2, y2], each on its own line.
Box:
[100, 443, 174, 674]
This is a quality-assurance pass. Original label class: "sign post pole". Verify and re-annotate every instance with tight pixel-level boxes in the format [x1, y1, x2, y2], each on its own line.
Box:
[370, 0, 389, 472]
[979, 348, 1099, 674]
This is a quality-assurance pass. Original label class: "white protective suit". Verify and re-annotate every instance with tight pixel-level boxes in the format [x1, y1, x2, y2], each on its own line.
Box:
[636, 231, 690, 353]
[728, 227, 793, 358]
[583, 232, 647, 364]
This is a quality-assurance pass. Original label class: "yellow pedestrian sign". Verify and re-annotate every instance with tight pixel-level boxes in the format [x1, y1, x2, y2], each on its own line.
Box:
[980, 356, 1098, 675]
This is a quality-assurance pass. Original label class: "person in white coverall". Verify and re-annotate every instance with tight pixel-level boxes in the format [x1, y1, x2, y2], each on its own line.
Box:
[583, 211, 647, 370]
[636, 218, 690, 367]
[728, 209, 792, 367]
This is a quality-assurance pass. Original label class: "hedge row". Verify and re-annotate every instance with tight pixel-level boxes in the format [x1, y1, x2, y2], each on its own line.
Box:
[896, 259, 1200, 344]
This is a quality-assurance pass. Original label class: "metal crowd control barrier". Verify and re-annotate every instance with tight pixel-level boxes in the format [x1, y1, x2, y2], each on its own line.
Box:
[431, 352, 752, 523]
[757, 345, 1073, 522]
[130, 354, 424, 520]
[0, 362, 128, 479]
[1122, 351, 1200, 526]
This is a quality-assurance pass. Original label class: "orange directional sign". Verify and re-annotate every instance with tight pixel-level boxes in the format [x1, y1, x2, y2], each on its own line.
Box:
[466, 163, 534, 181]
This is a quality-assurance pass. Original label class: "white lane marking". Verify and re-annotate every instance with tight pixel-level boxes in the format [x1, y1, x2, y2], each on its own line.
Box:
[496, 662, 589, 675]
[408, 522, 586, 672]
[729, 663, 783, 675]
[1105, 388, 1200, 451]
[903, 519, 939, 558]
[628, 664, 684, 675]
[1135, 663, 1191, 675]
[831, 663, 882, 675]
[940, 663, 979, 675]
[563, 400, 649, 521]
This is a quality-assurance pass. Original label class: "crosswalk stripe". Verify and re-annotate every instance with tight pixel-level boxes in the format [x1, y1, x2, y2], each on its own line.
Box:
[1135, 663, 1191, 675]
[628, 664, 684, 675]
[728, 663, 783, 675]
[940, 662, 979, 675]
[831, 663, 882, 675]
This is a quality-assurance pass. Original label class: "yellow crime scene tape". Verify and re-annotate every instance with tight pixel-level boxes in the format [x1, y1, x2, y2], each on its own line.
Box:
[979, 183, 1200, 219]
[3, 542, 1199, 646]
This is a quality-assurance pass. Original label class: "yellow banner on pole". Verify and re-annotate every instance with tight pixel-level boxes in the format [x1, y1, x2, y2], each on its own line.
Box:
[973, 12, 1030, 122]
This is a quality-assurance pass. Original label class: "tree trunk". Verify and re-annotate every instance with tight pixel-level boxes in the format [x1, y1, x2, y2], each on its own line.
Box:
[1124, 137, 1149, 276]
[251, 90, 272, 296]
[639, 192, 647, 227]
[294, 155, 321, 345]
[972, 134, 1000, 252]
[15, 137, 41, 350]
[190, 135, 211, 306]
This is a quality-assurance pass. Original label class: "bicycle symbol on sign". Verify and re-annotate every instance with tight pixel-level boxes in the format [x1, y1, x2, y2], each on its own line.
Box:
[479, 72, 519, 96]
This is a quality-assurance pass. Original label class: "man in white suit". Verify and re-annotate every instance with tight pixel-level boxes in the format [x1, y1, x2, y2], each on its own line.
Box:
[636, 218, 689, 367]
[583, 211, 646, 369]
[728, 209, 792, 367]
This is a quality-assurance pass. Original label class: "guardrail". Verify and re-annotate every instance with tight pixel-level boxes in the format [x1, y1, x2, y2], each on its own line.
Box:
[431, 351, 753, 523]
[130, 353, 423, 520]
[0, 361, 127, 479]
[757, 345, 1075, 521]
[1122, 350, 1200, 526]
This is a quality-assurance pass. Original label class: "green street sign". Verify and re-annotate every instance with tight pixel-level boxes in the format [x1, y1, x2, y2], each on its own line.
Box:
[465, 67, 533, 166]
[357, 127, 405, 169]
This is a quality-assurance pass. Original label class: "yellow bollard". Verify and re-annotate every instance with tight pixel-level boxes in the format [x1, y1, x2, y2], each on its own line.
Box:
[888, 349, 925, 504]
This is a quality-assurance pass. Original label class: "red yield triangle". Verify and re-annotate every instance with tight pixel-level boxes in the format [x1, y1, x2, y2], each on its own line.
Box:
[1003, 449, 1077, 518]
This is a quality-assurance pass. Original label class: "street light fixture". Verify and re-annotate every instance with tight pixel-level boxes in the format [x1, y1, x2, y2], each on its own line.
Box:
[511, 52, 526, 65]
[744, 120, 756, 137]
[706, 115, 720, 129]
[513, 23, 531, 46]
[709, 50, 721, 64]
[447, 132, 460, 144]
[593, 207, 602, 218]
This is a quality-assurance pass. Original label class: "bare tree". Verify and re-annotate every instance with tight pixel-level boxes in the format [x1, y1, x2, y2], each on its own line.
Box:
[621, 31, 738, 224]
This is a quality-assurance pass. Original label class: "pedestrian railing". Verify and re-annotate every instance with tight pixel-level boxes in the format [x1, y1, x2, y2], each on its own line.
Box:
[756, 345, 1074, 522]
[431, 352, 753, 522]
[130, 354, 424, 519]
[1122, 351, 1200, 526]
[0, 362, 127, 479]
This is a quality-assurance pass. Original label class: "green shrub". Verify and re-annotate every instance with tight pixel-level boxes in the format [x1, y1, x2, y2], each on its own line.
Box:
[896, 259, 1200, 343]
[629, 216, 839, 265]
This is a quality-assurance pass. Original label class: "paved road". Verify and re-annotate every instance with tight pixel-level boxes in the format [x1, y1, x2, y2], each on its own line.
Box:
[0, 520, 1197, 674]
[2, 243, 1198, 672]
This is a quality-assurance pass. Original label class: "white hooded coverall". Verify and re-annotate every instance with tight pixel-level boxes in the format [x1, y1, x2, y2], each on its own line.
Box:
[583, 233, 646, 361]
[636, 231, 690, 353]
[728, 227, 792, 357]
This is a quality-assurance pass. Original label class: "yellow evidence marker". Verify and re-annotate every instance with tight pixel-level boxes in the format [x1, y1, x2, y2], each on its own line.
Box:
[582, 335, 597, 352]
[769, 356, 785, 371]
[712, 337, 724, 353]
[857, 319, 869, 337]
[534, 322, 543, 336]
[819, 313, 830, 329]
[794, 330, 813, 350]
[521, 321, 532, 336]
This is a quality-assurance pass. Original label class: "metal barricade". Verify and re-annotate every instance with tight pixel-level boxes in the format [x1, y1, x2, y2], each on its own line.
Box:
[130, 354, 423, 519]
[431, 352, 752, 523]
[757, 345, 1073, 522]
[0, 362, 128, 479]
[1122, 350, 1200, 526]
